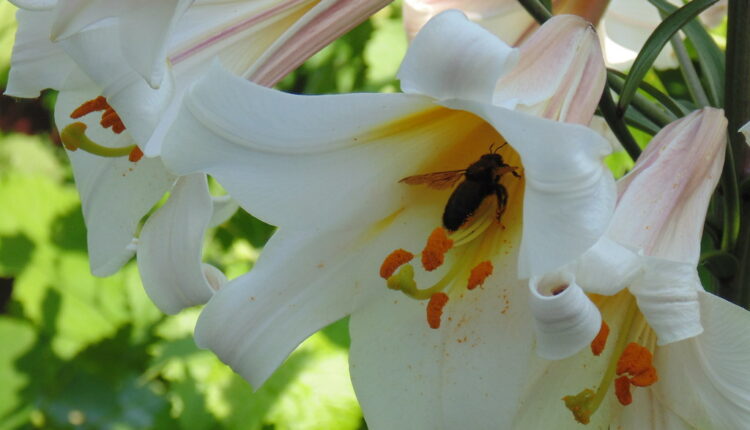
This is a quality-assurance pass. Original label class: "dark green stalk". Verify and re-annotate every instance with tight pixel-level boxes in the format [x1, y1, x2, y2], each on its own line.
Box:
[517, 0, 552, 23]
[722, 0, 750, 306]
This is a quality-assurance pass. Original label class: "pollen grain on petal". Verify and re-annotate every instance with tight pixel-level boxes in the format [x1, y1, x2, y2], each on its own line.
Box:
[380, 249, 414, 279]
[590, 321, 610, 356]
[426, 292, 449, 329]
[615, 376, 633, 406]
[129, 146, 144, 162]
[70, 96, 108, 118]
[467, 260, 493, 290]
[421, 227, 453, 271]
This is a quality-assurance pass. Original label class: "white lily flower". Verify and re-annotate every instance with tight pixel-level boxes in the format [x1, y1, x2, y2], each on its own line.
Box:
[520, 108, 750, 429]
[403, 0, 726, 71]
[7, 0, 390, 314]
[160, 12, 615, 427]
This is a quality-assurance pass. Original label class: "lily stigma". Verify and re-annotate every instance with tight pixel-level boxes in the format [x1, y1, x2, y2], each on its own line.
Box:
[60, 96, 143, 162]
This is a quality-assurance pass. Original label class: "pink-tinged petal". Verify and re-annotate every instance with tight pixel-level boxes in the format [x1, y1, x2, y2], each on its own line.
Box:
[528, 271, 601, 359]
[162, 62, 447, 231]
[610, 108, 727, 264]
[351, 245, 535, 429]
[402, 0, 529, 42]
[250, 0, 392, 86]
[494, 14, 606, 124]
[137, 173, 217, 314]
[650, 292, 750, 429]
[195, 205, 436, 388]
[397, 10, 519, 104]
[55, 84, 175, 276]
[6, 9, 78, 97]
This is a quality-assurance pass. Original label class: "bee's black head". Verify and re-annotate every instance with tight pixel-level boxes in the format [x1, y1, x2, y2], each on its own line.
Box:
[480, 153, 504, 165]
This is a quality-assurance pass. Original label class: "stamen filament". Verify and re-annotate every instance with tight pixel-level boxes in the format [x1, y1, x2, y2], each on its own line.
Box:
[61, 122, 138, 158]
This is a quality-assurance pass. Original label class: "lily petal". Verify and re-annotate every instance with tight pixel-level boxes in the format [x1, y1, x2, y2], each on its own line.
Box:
[208, 195, 239, 228]
[6, 9, 78, 97]
[445, 100, 615, 277]
[651, 291, 750, 429]
[195, 205, 436, 388]
[351, 245, 535, 429]
[8, 0, 56, 10]
[528, 271, 602, 359]
[137, 173, 216, 314]
[571, 236, 642, 295]
[610, 108, 727, 263]
[51, 0, 193, 88]
[629, 257, 703, 345]
[397, 10, 519, 104]
[494, 14, 605, 124]
[55, 85, 175, 276]
[162, 62, 444, 230]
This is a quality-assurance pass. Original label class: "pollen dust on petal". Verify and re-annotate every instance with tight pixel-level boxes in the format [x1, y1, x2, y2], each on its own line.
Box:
[128, 146, 144, 162]
[590, 321, 610, 356]
[467, 261, 493, 290]
[426, 292, 449, 329]
[380, 249, 414, 279]
[614, 375, 633, 406]
[421, 227, 453, 271]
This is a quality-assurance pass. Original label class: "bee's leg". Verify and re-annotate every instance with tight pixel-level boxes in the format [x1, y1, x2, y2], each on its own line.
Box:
[511, 168, 522, 179]
[494, 185, 508, 222]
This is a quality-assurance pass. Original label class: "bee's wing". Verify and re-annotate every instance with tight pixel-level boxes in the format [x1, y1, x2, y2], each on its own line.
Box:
[399, 170, 465, 190]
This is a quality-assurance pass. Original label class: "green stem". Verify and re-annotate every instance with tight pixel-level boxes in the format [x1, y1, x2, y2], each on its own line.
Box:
[608, 72, 677, 127]
[517, 0, 552, 23]
[669, 32, 710, 107]
[723, 0, 750, 306]
[599, 83, 642, 160]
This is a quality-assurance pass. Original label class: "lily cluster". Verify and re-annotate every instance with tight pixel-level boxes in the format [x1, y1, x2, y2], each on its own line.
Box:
[6, 0, 750, 428]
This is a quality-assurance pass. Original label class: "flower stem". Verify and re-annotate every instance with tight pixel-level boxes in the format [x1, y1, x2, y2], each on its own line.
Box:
[669, 33, 711, 107]
[722, 0, 750, 306]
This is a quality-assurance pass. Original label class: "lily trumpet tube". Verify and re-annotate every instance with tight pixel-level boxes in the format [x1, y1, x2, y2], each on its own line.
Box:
[6, 0, 390, 314]
[523, 108, 750, 429]
[161, 11, 614, 428]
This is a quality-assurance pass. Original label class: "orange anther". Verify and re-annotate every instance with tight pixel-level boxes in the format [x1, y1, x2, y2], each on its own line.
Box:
[128, 146, 144, 162]
[380, 249, 414, 279]
[629, 366, 658, 387]
[426, 292, 449, 329]
[421, 227, 453, 271]
[467, 260, 493, 290]
[614, 376, 632, 406]
[70, 96, 109, 118]
[590, 321, 610, 356]
[100, 108, 126, 134]
[616, 343, 654, 377]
